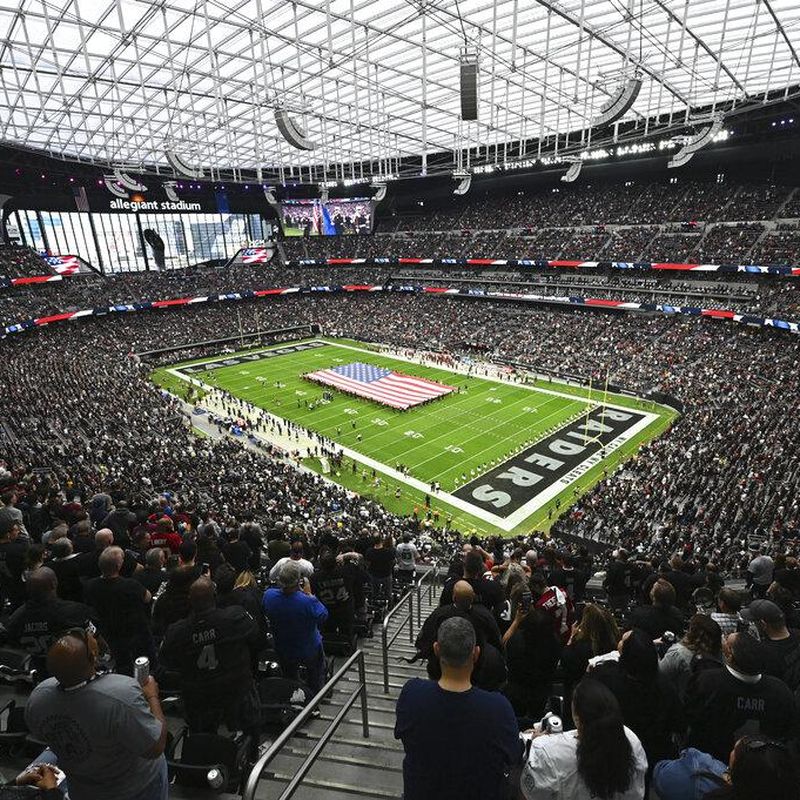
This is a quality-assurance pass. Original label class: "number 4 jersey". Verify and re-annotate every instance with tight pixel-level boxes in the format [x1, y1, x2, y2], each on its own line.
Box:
[160, 605, 261, 704]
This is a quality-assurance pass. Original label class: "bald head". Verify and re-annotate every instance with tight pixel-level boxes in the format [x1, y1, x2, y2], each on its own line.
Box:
[95, 528, 114, 550]
[27, 567, 57, 601]
[452, 580, 475, 610]
[98, 546, 123, 577]
[47, 631, 96, 688]
[189, 576, 216, 613]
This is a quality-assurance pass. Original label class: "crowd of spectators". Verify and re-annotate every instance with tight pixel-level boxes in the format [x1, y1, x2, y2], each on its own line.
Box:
[0, 245, 52, 279]
[1, 286, 800, 797]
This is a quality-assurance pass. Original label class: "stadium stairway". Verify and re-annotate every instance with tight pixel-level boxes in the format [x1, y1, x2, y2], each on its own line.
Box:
[246, 580, 438, 800]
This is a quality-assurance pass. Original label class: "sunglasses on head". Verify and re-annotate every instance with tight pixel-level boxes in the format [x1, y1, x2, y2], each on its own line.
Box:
[741, 737, 788, 753]
[60, 627, 93, 660]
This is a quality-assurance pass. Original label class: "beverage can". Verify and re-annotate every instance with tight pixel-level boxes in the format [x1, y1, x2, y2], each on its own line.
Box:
[134, 656, 150, 686]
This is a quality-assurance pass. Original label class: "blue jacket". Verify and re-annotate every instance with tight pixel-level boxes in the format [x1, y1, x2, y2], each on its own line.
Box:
[262, 587, 328, 662]
[653, 748, 727, 800]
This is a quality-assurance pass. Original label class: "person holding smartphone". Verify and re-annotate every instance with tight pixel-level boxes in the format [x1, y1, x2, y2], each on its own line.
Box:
[263, 561, 329, 692]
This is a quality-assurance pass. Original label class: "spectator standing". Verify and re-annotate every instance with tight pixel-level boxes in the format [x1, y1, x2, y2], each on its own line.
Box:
[439, 550, 504, 620]
[628, 579, 686, 639]
[24, 629, 168, 800]
[262, 561, 328, 692]
[160, 576, 261, 736]
[502, 606, 562, 720]
[84, 547, 153, 676]
[747, 545, 775, 600]
[0, 491, 29, 538]
[658, 614, 724, 701]
[5, 567, 99, 675]
[701, 735, 800, 800]
[592, 629, 681, 770]
[395, 533, 420, 584]
[364, 535, 395, 605]
[0, 519, 29, 610]
[395, 616, 522, 800]
[685, 632, 795, 762]
[311, 548, 356, 644]
[740, 599, 800, 690]
[520, 678, 647, 800]
[222, 526, 253, 575]
[268, 540, 314, 583]
[712, 588, 755, 638]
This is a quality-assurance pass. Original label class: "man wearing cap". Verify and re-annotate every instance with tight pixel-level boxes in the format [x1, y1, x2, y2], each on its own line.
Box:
[262, 561, 328, 692]
[684, 632, 795, 762]
[741, 599, 800, 690]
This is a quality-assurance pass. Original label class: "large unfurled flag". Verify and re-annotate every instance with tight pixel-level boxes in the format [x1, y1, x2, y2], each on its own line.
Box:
[305, 362, 454, 410]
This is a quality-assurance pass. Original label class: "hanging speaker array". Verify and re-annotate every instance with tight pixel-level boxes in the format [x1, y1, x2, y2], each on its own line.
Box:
[459, 54, 479, 121]
[592, 77, 643, 128]
[113, 169, 148, 192]
[274, 108, 316, 151]
[165, 151, 204, 179]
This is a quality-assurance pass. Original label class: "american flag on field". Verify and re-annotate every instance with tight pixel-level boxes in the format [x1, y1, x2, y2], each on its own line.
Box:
[306, 362, 454, 410]
[241, 247, 270, 264]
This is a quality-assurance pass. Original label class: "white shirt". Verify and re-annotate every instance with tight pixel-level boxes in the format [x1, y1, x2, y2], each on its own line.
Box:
[520, 727, 647, 800]
[269, 556, 315, 582]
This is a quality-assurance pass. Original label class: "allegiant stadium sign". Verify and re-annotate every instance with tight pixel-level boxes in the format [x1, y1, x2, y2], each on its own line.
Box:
[108, 199, 202, 212]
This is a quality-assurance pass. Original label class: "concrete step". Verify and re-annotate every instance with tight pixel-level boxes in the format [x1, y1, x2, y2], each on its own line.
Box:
[252, 776, 401, 800]
[263, 749, 403, 796]
[285, 733, 404, 763]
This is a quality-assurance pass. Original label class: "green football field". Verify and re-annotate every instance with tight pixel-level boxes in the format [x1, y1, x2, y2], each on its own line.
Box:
[154, 338, 676, 537]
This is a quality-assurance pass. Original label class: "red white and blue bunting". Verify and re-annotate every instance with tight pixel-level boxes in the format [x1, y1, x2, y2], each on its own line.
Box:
[1, 283, 798, 341]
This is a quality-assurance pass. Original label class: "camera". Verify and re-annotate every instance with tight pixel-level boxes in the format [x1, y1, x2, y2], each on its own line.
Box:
[539, 712, 563, 734]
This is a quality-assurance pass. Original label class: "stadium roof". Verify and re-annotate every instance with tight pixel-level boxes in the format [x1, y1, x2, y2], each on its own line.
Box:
[0, 0, 798, 176]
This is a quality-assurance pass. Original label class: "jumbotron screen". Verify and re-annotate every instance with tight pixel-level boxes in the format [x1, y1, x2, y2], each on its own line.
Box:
[280, 198, 373, 236]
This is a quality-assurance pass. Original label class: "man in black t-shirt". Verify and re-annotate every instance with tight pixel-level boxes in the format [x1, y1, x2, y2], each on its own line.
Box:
[365, 536, 395, 604]
[0, 519, 29, 611]
[5, 567, 99, 675]
[312, 549, 356, 642]
[603, 549, 639, 610]
[627, 578, 686, 638]
[741, 599, 800, 690]
[222, 528, 252, 575]
[160, 576, 261, 735]
[685, 632, 795, 762]
[439, 551, 504, 621]
[48, 538, 84, 602]
[84, 546, 153, 676]
[135, 547, 169, 597]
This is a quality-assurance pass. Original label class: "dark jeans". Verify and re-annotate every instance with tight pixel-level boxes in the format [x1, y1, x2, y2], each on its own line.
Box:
[370, 574, 392, 605]
[279, 645, 326, 695]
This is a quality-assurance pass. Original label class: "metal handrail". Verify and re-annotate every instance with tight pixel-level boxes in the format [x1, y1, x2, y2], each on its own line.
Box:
[414, 563, 437, 626]
[381, 588, 415, 693]
[242, 649, 369, 800]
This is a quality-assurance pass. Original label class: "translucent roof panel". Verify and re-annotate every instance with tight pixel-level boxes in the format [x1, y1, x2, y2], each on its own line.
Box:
[0, 0, 797, 171]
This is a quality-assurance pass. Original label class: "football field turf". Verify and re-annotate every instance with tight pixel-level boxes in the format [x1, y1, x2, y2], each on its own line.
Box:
[156, 338, 676, 537]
